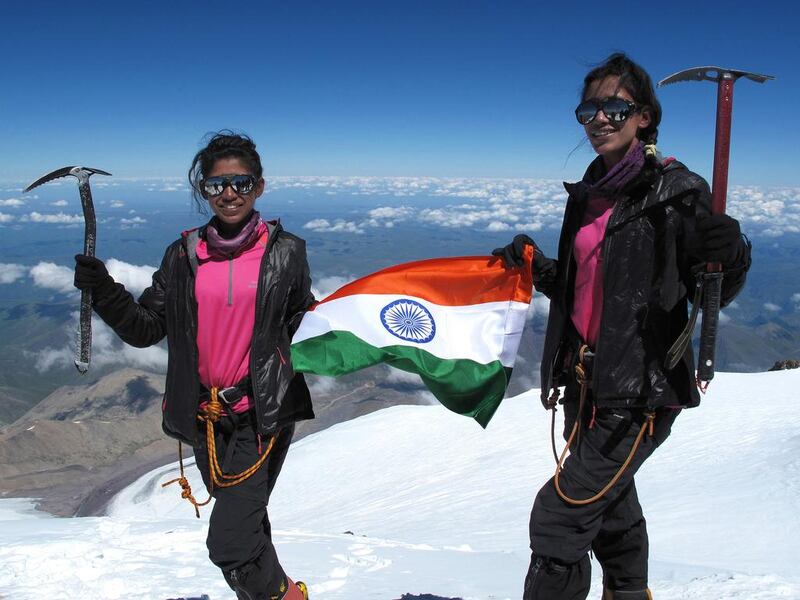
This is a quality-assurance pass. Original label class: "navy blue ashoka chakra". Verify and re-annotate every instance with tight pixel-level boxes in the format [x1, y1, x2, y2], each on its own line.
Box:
[380, 299, 436, 343]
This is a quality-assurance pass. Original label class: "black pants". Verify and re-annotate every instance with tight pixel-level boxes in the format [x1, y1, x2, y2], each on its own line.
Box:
[523, 389, 679, 600]
[194, 413, 294, 586]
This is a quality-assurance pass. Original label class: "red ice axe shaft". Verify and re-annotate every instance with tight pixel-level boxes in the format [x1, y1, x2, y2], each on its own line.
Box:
[658, 67, 773, 385]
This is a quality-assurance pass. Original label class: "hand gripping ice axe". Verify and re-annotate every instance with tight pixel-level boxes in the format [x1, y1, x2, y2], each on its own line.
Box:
[24, 166, 112, 374]
[658, 67, 773, 387]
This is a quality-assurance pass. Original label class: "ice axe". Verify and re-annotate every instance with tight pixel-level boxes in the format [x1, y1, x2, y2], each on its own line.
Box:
[24, 166, 112, 374]
[658, 67, 773, 387]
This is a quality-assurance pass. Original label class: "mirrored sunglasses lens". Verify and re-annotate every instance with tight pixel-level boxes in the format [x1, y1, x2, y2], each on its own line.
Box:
[231, 176, 255, 194]
[575, 101, 598, 125]
[603, 98, 631, 122]
[203, 178, 225, 196]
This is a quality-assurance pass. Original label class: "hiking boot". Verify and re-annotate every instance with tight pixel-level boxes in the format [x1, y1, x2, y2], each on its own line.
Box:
[602, 588, 653, 600]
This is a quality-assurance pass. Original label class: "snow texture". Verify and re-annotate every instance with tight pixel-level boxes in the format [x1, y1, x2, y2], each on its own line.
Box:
[1, 370, 799, 599]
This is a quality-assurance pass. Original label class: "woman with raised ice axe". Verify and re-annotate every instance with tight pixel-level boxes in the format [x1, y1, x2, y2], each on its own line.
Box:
[493, 54, 751, 599]
[74, 132, 313, 600]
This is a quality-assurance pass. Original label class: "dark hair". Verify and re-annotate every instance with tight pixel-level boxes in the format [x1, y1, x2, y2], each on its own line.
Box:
[582, 53, 662, 146]
[188, 131, 263, 212]
[580, 53, 663, 183]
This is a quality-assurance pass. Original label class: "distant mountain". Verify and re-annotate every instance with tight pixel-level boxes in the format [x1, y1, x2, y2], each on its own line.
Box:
[0, 366, 429, 516]
[0, 368, 171, 516]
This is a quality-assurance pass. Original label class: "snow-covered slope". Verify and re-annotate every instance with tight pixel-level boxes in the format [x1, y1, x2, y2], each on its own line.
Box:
[2, 370, 799, 599]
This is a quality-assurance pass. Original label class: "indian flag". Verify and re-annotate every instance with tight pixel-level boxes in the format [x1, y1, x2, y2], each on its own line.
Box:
[290, 250, 533, 427]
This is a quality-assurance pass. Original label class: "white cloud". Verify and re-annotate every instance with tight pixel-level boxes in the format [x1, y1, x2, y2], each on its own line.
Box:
[0, 212, 15, 223]
[311, 275, 353, 300]
[106, 259, 156, 295]
[0, 198, 24, 207]
[33, 346, 73, 372]
[24, 211, 83, 224]
[269, 177, 800, 237]
[367, 206, 414, 221]
[383, 366, 424, 386]
[50, 200, 68, 207]
[28, 259, 156, 297]
[764, 302, 781, 312]
[303, 219, 364, 234]
[728, 186, 800, 237]
[486, 221, 512, 232]
[29, 262, 75, 294]
[110, 200, 125, 208]
[0, 263, 27, 284]
[33, 315, 168, 372]
[120, 216, 147, 225]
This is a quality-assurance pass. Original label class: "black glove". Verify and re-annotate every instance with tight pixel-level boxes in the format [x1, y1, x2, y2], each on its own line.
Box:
[686, 214, 744, 267]
[492, 234, 537, 267]
[74, 254, 115, 295]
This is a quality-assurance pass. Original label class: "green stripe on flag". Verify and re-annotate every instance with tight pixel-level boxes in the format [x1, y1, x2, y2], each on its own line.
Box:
[291, 330, 512, 428]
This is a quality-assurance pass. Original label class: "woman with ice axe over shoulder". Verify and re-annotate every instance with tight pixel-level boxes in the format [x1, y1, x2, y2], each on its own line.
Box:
[73, 132, 313, 600]
[493, 53, 751, 599]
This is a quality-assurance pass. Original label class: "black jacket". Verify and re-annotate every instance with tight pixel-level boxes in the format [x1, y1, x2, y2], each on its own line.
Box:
[91, 221, 315, 445]
[537, 159, 750, 409]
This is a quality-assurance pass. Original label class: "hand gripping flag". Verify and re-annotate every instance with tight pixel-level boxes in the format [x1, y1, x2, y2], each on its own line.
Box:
[290, 248, 533, 427]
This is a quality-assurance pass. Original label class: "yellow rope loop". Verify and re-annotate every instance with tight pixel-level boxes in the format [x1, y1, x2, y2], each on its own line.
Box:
[575, 363, 588, 386]
[203, 387, 224, 423]
[554, 408, 656, 506]
[161, 443, 212, 518]
[166, 387, 279, 516]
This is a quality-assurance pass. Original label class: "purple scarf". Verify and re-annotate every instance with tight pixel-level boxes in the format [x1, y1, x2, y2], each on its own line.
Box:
[586, 142, 645, 198]
[205, 210, 262, 258]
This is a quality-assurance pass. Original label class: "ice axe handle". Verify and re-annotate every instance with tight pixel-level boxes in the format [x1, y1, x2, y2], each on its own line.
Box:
[697, 77, 734, 384]
[711, 77, 734, 215]
[697, 271, 723, 382]
[75, 180, 97, 374]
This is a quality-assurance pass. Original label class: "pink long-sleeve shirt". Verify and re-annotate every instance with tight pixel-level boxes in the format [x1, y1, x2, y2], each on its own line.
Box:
[571, 195, 615, 348]
[195, 222, 268, 413]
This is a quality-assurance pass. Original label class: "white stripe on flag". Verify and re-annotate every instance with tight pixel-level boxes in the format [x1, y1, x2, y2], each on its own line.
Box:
[293, 293, 528, 367]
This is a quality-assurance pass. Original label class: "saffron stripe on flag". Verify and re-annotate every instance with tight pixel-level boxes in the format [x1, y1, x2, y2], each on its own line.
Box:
[317, 255, 532, 307]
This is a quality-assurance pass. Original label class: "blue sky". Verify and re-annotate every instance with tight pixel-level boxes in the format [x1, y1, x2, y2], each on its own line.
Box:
[1, 0, 797, 185]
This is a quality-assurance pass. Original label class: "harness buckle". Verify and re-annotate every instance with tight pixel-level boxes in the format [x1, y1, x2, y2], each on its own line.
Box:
[217, 386, 242, 406]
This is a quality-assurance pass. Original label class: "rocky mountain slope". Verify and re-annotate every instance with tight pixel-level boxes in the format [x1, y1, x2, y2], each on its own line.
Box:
[0, 366, 428, 516]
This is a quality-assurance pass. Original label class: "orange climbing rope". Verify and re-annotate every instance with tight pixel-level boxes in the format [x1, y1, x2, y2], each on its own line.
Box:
[551, 346, 656, 506]
[162, 387, 275, 517]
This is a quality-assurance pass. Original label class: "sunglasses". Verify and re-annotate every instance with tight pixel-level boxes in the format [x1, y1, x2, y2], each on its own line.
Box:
[575, 97, 640, 125]
[201, 174, 258, 197]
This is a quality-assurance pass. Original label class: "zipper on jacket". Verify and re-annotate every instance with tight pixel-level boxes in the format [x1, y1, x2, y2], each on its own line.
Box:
[229, 570, 254, 600]
[248, 225, 281, 421]
[227, 255, 234, 306]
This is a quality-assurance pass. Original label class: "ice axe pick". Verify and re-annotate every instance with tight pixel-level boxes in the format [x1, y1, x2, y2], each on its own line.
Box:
[658, 66, 773, 387]
[24, 166, 112, 374]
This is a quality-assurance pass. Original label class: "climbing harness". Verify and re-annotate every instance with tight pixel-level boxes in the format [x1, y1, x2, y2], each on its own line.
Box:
[162, 386, 275, 517]
[550, 345, 655, 506]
